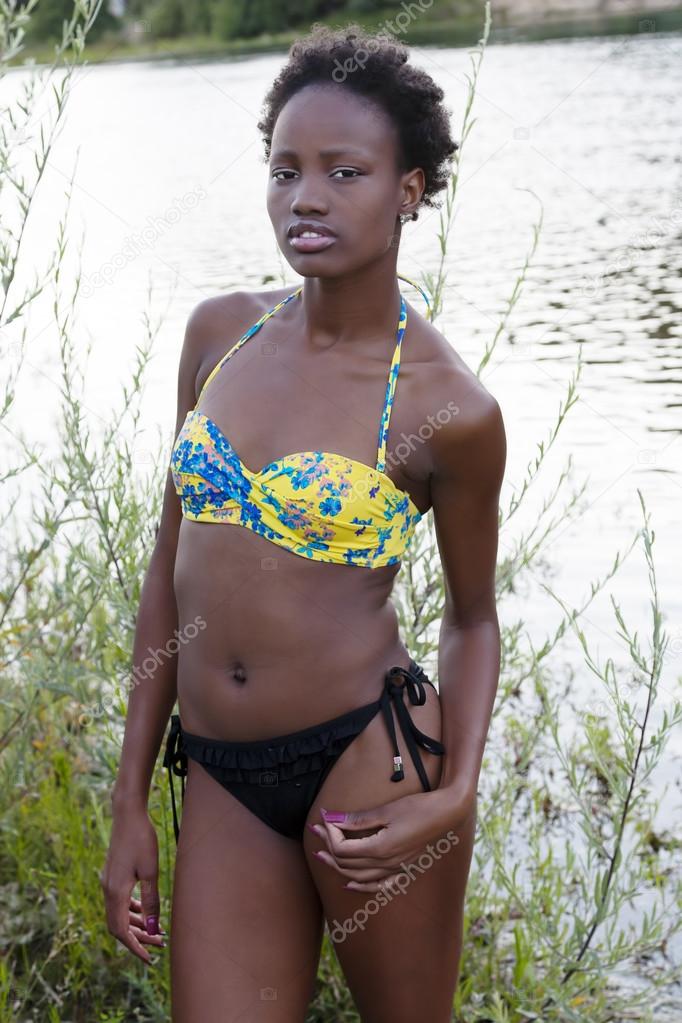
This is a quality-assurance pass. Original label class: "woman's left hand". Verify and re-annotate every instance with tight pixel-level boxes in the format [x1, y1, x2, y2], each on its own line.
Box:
[309, 788, 472, 893]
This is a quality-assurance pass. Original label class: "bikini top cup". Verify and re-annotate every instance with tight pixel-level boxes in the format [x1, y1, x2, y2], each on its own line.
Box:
[171, 273, 430, 569]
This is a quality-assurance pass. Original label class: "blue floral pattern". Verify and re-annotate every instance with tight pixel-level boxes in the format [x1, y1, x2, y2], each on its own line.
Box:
[171, 275, 430, 569]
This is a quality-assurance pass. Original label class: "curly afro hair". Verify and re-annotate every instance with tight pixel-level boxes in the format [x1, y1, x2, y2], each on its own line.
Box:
[256, 22, 459, 220]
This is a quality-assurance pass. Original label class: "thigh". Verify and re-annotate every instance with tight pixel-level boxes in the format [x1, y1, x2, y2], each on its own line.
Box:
[303, 685, 478, 1023]
[170, 758, 324, 1023]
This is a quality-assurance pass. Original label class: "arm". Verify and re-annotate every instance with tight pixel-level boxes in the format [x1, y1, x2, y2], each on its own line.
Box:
[109, 477, 182, 813]
[111, 301, 207, 809]
[429, 386, 506, 813]
[100, 299, 215, 962]
[308, 380, 506, 889]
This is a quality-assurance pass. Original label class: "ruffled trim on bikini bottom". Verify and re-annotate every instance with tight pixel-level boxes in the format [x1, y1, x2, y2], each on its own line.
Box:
[178, 700, 381, 785]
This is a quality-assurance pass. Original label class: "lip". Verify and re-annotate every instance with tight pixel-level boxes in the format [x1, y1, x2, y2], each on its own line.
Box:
[286, 220, 337, 254]
[287, 220, 336, 239]
[289, 234, 336, 253]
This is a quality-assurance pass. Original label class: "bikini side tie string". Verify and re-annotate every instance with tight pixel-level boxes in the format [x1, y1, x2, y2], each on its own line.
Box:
[379, 662, 446, 790]
[162, 714, 187, 844]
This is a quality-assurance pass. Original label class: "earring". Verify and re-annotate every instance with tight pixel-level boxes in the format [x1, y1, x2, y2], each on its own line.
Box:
[399, 212, 416, 225]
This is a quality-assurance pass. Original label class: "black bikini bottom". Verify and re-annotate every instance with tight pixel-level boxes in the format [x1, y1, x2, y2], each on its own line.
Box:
[162, 658, 445, 842]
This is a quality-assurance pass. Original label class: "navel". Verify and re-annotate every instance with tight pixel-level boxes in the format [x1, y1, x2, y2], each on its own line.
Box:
[231, 661, 248, 684]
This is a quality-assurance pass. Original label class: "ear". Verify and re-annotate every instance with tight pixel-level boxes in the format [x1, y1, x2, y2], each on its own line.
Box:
[398, 165, 425, 221]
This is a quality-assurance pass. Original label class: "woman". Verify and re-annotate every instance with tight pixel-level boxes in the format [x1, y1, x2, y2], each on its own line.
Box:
[101, 23, 505, 1023]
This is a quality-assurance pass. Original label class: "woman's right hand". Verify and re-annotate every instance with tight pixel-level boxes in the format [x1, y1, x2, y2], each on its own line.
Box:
[100, 802, 166, 964]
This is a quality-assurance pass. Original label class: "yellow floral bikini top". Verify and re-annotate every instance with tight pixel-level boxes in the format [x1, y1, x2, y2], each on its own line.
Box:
[171, 273, 429, 569]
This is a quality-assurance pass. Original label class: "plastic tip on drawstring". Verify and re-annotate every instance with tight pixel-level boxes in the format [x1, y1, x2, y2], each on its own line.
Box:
[391, 754, 405, 781]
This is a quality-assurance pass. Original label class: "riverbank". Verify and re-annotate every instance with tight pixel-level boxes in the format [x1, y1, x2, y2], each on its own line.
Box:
[8, 3, 682, 68]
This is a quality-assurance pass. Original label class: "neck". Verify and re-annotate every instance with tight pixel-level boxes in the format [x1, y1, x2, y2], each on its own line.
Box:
[296, 259, 405, 351]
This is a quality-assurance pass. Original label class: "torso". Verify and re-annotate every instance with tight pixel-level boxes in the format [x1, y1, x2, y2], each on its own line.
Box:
[173, 284, 459, 739]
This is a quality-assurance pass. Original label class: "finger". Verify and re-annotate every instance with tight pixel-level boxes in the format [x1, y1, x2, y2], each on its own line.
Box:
[102, 872, 162, 964]
[138, 876, 161, 935]
[325, 822, 389, 860]
[308, 818, 384, 867]
[328, 846, 396, 870]
[312, 836, 405, 873]
[130, 911, 167, 934]
[345, 873, 412, 895]
[311, 823, 404, 871]
[131, 924, 167, 948]
[104, 879, 137, 947]
[312, 850, 402, 884]
[318, 848, 396, 871]
[116, 927, 157, 964]
[326, 824, 426, 870]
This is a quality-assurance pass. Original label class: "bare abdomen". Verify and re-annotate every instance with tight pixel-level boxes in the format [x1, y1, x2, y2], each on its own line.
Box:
[172, 520, 408, 739]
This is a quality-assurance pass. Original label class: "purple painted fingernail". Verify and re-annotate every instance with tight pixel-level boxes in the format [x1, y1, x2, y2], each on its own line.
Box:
[145, 915, 158, 936]
[322, 811, 346, 823]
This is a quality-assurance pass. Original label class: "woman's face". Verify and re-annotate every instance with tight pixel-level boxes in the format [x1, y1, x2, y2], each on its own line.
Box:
[266, 83, 420, 277]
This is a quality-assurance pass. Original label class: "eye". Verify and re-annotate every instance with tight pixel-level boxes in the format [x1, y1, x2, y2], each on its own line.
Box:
[272, 168, 362, 181]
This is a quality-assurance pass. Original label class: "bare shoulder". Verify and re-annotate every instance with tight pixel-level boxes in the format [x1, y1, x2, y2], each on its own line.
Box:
[184, 283, 294, 347]
[182, 284, 296, 396]
[406, 307, 506, 482]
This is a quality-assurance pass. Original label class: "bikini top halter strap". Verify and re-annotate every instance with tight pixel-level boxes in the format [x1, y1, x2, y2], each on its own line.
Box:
[195, 273, 431, 473]
[195, 286, 303, 408]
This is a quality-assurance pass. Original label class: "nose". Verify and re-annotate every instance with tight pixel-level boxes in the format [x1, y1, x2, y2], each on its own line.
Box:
[290, 183, 329, 217]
